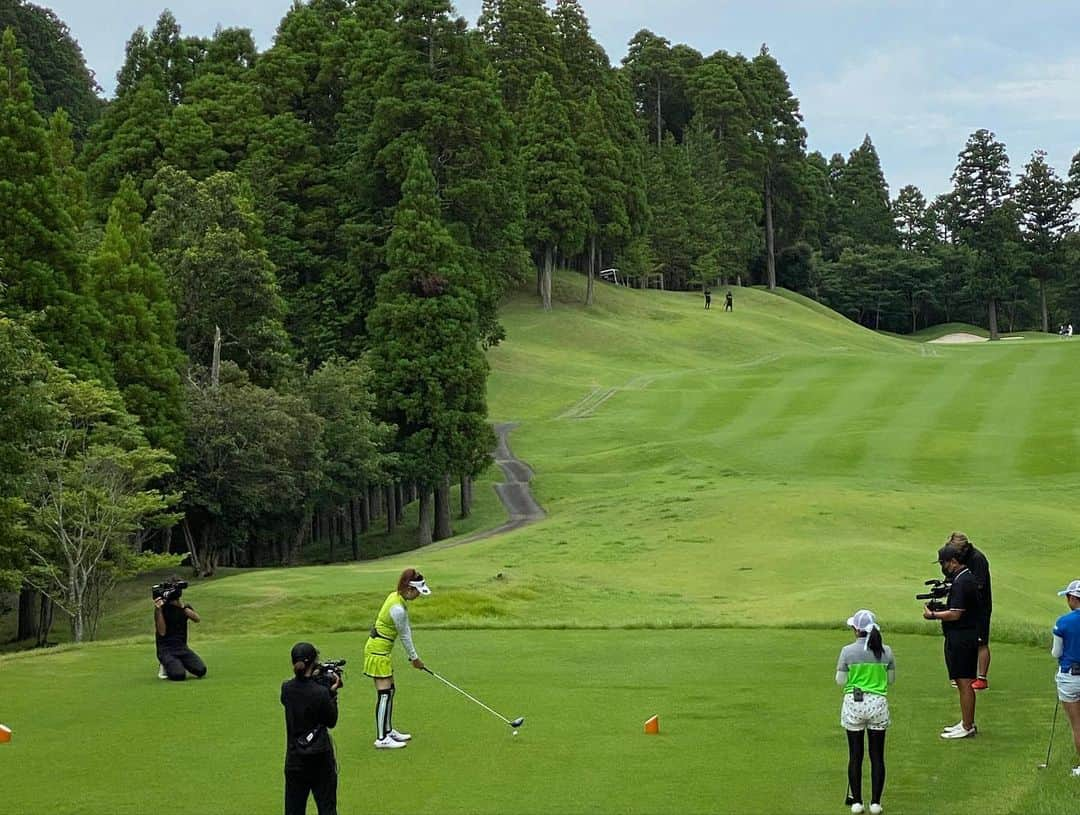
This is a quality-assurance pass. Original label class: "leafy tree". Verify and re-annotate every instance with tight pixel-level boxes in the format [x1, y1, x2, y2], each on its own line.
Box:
[478, 0, 565, 116]
[149, 167, 293, 384]
[949, 129, 1014, 338]
[89, 179, 187, 451]
[181, 362, 324, 574]
[0, 28, 109, 381]
[367, 147, 493, 544]
[552, 0, 608, 102]
[893, 185, 933, 252]
[0, 0, 102, 139]
[834, 135, 896, 246]
[25, 378, 179, 642]
[622, 30, 700, 146]
[576, 90, 626, 304]
[520, 72, 588, 309]
[1014, 150, 1076, 332]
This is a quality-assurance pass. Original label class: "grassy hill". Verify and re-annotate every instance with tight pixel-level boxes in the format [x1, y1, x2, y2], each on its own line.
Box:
[3, 273, 1079, 814]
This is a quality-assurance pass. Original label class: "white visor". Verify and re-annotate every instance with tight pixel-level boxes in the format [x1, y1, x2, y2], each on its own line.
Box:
[408, 578, 431, 596]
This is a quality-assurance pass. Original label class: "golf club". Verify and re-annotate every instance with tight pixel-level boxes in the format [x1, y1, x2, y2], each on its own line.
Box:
[423, 667, 524, 729]
[1037, 699, 1060, 769]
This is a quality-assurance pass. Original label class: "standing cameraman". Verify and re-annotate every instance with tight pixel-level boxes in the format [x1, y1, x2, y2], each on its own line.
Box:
[282, 642, 340, 815]
[923, 545, 981, 739]
[154, 579, 207, 681]
[947, 532, 992, 690]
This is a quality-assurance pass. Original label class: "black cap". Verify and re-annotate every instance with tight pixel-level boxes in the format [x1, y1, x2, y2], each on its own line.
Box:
[936, 544, 961, 564]
[290, 642, 317, 665]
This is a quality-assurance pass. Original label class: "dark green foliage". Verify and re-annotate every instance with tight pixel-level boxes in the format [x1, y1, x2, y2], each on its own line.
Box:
[89, 179, 186, 451]
[478, 0, 566, 116]
[148, 167, 292, 384]
[622, 30, 701, 146]
[833, 135, 896, 246]
[367, 147, 493, 540]
[0, 28, 109, 381]
[520, 72, 588, 308]
[893, 185, 933, 252]
[0, 1, 101, 139]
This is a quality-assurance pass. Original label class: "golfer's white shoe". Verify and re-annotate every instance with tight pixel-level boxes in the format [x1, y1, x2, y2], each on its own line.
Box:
[373, 736, 407, 749]
[850, 804, 864, 814]
[388, 728, 412, 742]
[1071, 766, 1080, 777]
[157, 663, 167, 680]
[869, 804, 883, 814]
[940, 724, 977, 739]
[941, 721, 963, 732]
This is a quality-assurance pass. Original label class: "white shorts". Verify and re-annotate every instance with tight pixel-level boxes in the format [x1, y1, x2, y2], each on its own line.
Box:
[1056, 671, 1080, 703]
[841, 692, 890, 731]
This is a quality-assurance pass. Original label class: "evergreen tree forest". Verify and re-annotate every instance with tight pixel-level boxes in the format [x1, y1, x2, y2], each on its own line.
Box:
[2, 0, 1079, 643]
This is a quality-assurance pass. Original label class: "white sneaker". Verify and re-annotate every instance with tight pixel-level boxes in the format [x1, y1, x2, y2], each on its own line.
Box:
[374, 736, 407, 749]
[1071, 766, 1080, 777]
[850, 804, 864, 815]
[157, 663, 167, 680]
[869, 804, 883, 814]
[388, 728, 411, 742]
[941, 721, 963, 732]
[940, 724, 977, 739]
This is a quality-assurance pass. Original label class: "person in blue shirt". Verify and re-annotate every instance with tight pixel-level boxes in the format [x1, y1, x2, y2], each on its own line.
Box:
[1052, 579, 1080, 776]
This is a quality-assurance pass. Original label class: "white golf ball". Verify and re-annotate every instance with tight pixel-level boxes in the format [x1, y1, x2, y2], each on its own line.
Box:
[512, 730, 519, 736]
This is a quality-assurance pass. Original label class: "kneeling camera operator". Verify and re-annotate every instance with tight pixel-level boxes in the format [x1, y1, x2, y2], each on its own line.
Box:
[153, 577, 206, 681]
[281, 643, 343, 815]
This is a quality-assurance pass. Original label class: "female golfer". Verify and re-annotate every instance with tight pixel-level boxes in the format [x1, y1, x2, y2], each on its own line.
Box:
[281, 642, 340, 815]
[836, 609, 895, 815]
[1051, 579, 1080, 776]
[363, 568, 430, 749]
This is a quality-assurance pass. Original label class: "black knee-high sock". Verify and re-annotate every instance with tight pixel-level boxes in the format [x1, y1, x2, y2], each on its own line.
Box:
[868, 729, 886, 805]
[387, 684, 396, 733]
[376, 688, 392, 739]
[846, 730, 865, 804]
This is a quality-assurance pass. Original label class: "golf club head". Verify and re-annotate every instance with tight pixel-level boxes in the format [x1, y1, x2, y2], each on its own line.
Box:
[509, 716, 524, 728]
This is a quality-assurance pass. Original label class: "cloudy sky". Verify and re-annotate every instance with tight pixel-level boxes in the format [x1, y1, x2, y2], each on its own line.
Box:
[42, 0, 1080, 199]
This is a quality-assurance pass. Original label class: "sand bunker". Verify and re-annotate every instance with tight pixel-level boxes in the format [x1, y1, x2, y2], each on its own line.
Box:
[928, 333, 987, 344]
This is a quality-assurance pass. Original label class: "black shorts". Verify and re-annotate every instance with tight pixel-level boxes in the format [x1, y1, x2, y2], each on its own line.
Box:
[944, 631, 979, 680]
[977, 614, 991, 644]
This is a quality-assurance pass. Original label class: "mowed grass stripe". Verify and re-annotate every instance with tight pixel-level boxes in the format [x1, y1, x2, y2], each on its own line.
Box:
[1014, 342, 1080, 479]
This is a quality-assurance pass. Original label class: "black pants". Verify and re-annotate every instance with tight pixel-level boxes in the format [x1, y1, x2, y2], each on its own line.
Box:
[285, 753, 338, 815]
[846, 729, 886, 805]
[158, 646, 207, 681]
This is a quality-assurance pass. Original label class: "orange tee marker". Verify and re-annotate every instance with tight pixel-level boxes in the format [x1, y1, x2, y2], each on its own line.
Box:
[643, 715, 659, 734]
[0, 724, 11, 743]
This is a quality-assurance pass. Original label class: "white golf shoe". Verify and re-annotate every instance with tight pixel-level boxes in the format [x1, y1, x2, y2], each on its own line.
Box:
[1071, 766, 1080, 777]
[869, 804, 883, 814]
[388, 728, 412, 742]
[850, 804, 864, 814]
[158, 663, 167, 680]
[374, 736, 407, 749]
[940, 724, 977, 739]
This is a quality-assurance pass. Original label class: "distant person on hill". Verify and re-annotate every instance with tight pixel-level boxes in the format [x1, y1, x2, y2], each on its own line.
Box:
[836, 609, 894, 815]
[704, 289, 712, 310]
[282, 642, 341, 815]
[724, 290, 733, 311]
[363, 568, 430, 749]
[1051, 580, 1080, 777]
[946, 532, 992, 690]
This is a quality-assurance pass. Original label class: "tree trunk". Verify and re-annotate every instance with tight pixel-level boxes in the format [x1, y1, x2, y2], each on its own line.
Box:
[36, 594, 53, 647]
[359, 490, 370, 533]
[350, 497, 361, 560]
[1040, 279, 1048, 333]
[290, 521, 308, 565]
[542, 245, 553, 310]
[368, 484, 381, 520]
[17, 585, 38, 641]
[764, 174, 777, 290]
[586, 234, 596, 306]
[418, 489, 434, 547]
[434, 474, 453, 541]
[655, 78, 662, 147]
[988, 298, 1000, 341]
[460, 474, 472, 518]
[385, 485, 398, 534]
[328, 509, 336, 561]
[396, 483, 406, 524]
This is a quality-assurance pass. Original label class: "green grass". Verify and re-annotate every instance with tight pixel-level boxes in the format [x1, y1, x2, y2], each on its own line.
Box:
[4, 272, 1080, 813]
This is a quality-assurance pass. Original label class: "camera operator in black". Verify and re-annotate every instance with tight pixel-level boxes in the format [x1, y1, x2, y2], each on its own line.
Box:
[947, 531, 992, 689]
[154, 580, 206, 681]
[282, 642, 340, 815]
[923, 544, 982, 739]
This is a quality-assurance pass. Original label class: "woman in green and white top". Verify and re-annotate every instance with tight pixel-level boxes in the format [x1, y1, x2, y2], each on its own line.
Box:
[363, 568, 431, 750]
[836, 609, 895, 815]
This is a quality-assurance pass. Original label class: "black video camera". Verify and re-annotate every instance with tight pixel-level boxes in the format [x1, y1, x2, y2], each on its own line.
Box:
[152, 580, 189, 604]
[313, 659, 346, 690]
[916, 578, 952, 611]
